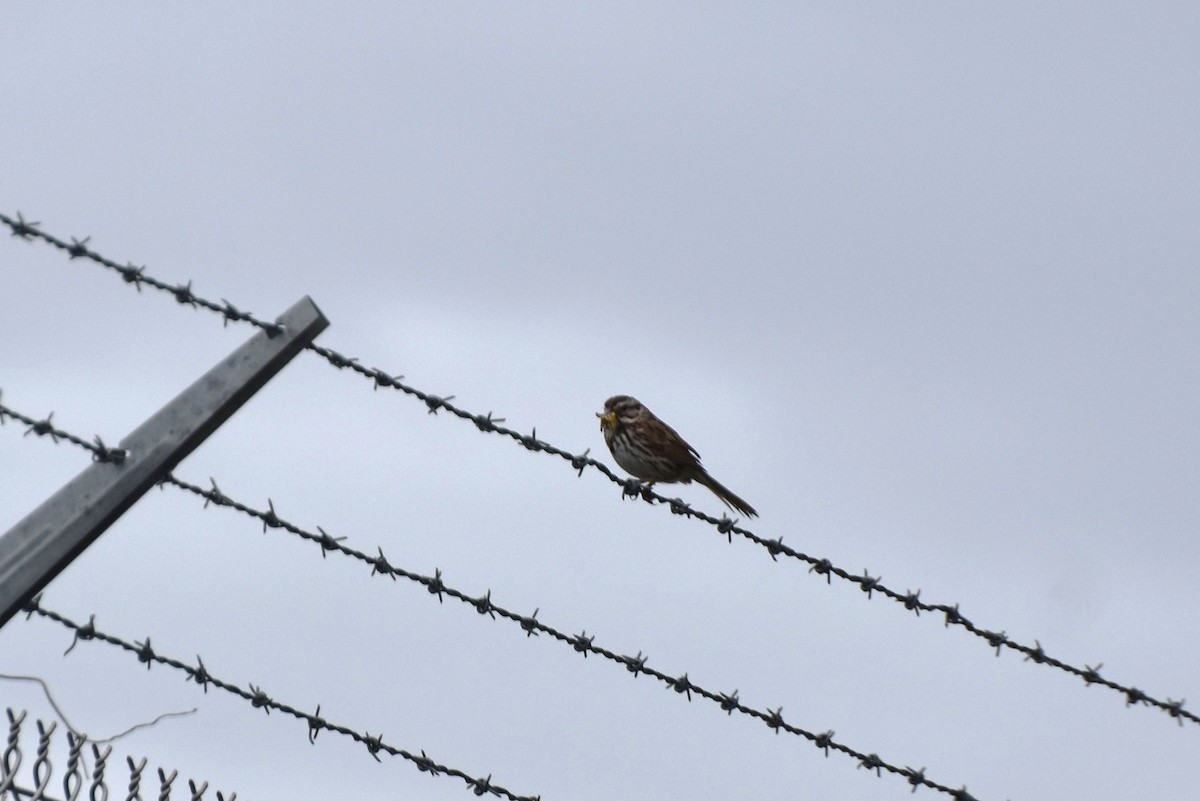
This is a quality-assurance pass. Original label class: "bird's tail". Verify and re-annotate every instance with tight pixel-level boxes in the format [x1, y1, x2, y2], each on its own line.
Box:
[695, 471, 758, 518]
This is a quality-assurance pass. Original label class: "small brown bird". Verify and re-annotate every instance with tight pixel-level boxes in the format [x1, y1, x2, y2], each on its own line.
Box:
[597, 395, 757, 517]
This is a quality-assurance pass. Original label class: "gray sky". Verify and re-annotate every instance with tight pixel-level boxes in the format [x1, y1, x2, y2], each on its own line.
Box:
[2, 3, 1198, 799]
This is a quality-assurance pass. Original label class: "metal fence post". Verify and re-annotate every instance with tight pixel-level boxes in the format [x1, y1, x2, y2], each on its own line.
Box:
[0, 296, 328, 627]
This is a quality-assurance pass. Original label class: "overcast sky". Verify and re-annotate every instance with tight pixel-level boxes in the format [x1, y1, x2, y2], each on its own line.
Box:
[2, 4, 1198, 800]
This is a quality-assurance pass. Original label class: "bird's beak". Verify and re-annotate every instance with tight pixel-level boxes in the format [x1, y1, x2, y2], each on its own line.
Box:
[597, 411, 616, 430]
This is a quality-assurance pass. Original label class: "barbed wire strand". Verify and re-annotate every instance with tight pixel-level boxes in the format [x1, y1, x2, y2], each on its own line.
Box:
[19, 600, 541, 801]
[2, 213, 1194, 731]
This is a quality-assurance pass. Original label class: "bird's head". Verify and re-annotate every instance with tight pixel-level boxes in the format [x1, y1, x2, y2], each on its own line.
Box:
[597, 395, 642, 432]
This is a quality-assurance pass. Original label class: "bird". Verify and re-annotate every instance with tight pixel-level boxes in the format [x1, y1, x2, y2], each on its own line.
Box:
[596, 394, 757, 517]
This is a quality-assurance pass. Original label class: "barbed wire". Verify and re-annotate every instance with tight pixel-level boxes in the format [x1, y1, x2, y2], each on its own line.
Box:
[2, 213, 1195, 731]
[0, 392, 128, 465]
[1, 400, 983, 798]
[162, 476, 983, 797]
[0, 212, 281, 338]
[19, 600, 541, 801]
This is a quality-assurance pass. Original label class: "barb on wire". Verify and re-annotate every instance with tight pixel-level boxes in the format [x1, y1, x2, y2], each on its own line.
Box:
[3, 214, 1197, 731]
[20, 600, 540, 801]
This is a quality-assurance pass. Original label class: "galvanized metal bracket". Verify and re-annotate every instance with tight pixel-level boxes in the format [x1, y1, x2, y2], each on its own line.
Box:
[0, 296, 329, 627]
